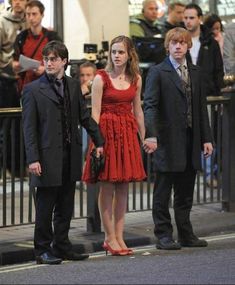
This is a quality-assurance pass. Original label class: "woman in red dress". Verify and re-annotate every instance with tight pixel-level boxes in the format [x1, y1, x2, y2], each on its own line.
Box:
[83, 36, 151, 256]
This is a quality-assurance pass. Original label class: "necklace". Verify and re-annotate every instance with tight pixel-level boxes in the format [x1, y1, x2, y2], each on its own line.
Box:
[118, 74, 125, 80]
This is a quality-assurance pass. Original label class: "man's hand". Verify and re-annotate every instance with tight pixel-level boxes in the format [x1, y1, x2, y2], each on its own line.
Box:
[81, 83, 90, 96]
[96, 146, 104, 157]
[34, 65, 45, 76]
[143, 140, 157, 154]
[203, 142, 213, 158]
[29, 161, 42, 176]
[12, 60, 21, 73]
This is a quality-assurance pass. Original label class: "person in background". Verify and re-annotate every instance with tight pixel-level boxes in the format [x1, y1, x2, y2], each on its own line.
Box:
[184, 3, 224, 188]
[144, 27, 213, 250]
[203, 13, 224, 56]
[161, 1, 185, 37]
[83, 35, 153, 256]
[12, 0, 61, 95]
[129, 0, 162, 38]
[78, 61, 97, 157]
[223, 22, 235, 75]
[183, 3, 224, 97]
[0, 0, 28, 180]
[22, 40, 104, 265]
[0, 0, 28, 106]
[79, 61, 97, 98]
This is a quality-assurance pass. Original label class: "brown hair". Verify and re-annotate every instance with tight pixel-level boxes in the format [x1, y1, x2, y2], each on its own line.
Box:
[168, 1, 185, 10]
[80, 61, 97, 72]
[105, 35, 140, 84]
[164, 27, 192, 51]
[26, 0, 45, 14]
[9, 0, 29, 5]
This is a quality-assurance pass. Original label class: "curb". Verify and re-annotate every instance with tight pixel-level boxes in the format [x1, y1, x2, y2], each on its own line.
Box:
[0, 236, 154, 266]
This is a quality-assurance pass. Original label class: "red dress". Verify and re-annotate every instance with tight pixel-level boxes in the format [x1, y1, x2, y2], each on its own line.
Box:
[82, 69, 146, 183]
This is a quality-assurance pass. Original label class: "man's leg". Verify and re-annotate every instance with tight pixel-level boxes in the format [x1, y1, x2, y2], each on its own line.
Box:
[152, 171, 174, 239]
[174, 127, 207, 247]
[34, 186, 57, 256]
[52, 180, 76, 254]
[173, 168, 196, 240]
[153, 171, 181, 250]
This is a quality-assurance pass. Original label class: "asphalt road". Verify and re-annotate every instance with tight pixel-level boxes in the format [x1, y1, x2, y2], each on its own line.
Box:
[0, 233, 235, 284]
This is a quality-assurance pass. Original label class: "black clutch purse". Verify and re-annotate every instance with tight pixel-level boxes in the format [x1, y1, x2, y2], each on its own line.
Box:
[90, 148, 105, 182]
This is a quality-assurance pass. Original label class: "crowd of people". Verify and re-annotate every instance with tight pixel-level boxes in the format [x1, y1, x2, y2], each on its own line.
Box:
[0, 0, 235, 265]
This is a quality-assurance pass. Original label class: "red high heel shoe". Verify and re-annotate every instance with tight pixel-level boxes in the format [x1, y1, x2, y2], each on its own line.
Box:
[102, 241, 126, 256]
[122, 248, 134, 255]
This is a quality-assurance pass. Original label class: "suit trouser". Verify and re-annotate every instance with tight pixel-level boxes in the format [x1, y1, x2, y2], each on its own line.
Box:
[34, 147, 76, 256]
[152, 128, 197, 240]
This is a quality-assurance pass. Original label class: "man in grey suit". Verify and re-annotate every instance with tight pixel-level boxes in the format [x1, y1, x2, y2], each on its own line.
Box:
[22, 41, 104, 264]
[143, 27, 213, 250]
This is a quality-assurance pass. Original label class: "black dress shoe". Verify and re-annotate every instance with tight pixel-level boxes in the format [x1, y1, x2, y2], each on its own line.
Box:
[56, 251, 89, 261]
[179, 236, 208, 247]
[156, 237, 181, 250]
[35, 252, 62, 265]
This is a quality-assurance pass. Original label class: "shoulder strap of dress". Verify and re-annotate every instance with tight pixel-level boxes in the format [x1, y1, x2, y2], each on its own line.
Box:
[96, 69, 112, 88]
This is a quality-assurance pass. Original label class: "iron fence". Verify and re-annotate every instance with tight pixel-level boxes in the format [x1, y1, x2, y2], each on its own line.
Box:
[0, 96, 231, 229]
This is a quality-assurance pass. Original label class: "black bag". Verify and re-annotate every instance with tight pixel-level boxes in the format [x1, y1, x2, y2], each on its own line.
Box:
[90, 148, 105, 182]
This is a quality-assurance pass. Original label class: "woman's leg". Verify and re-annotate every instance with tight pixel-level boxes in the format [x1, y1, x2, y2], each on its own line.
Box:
[113, 183, 129, 249]
[98, 182, 122, 250]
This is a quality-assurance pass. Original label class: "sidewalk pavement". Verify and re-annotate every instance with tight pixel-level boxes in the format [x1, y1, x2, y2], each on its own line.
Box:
[1, 203, 235, 266]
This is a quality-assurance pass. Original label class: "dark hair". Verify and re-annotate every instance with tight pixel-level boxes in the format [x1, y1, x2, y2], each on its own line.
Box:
[106, 35, 140, 84]
[185, 3, 203, 17]
[203, 13, 223, 32]
[42, 41, 68, 69]
[26, 0, 45, 14]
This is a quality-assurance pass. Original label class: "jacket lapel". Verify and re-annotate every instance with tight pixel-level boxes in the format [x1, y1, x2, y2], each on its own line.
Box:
[162, 58, 184, 95]
[66, 75, 76, 103]
[39, 74, 60, 104]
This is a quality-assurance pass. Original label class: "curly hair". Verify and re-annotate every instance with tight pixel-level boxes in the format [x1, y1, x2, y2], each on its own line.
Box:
[203, 13, 223, 32]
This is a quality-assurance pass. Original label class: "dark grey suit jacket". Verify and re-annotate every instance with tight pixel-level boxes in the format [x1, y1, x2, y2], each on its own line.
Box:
[144, 57, 212, 172]
[22, 74, 104, 187]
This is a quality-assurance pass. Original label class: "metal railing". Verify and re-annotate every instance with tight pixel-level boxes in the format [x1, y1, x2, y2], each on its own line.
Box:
[0, 95, 232, 229]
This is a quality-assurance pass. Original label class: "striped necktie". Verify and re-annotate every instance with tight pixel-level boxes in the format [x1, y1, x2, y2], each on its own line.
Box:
[178, 64, 188, 84]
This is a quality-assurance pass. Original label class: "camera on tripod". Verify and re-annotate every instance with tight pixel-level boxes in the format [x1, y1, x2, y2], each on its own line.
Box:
[69, 41, 109, 78]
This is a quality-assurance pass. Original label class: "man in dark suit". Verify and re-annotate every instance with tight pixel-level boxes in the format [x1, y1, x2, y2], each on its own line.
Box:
[22, 41, 104, 264]
[143, 27, 213, 250]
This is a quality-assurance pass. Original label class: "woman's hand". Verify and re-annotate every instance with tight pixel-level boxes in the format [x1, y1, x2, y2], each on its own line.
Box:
[143, 140, 157, 154]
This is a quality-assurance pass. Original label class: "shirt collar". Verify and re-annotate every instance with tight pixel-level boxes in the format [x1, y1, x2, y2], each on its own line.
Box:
[169, 55, 187, 70]
[46, 73, 65, 84]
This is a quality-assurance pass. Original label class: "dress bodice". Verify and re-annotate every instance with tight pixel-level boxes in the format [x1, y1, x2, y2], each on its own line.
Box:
[97, 69, 137, 107]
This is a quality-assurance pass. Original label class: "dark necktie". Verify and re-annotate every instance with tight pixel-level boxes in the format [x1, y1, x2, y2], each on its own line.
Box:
[55, 79, 64, 97]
